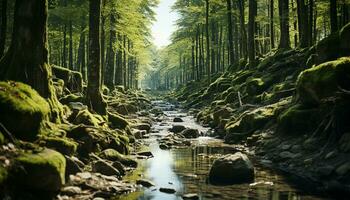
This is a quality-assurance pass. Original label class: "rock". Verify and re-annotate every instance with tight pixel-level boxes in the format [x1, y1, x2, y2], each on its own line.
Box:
[59, 94, 83, 105]
[159, 143, 170, 150]
[181, 128, 200, 139]
[65, 156, 83, 177]
[0, 81, 50, 141]
[325, 150, 337, 160]
[137, 151, 153, 158]
[134, 130, 146, 139]
[297, 57, 350, 106]
[136, 179, 155, 187]
[279, 151, 296, 160]
[73, 109, 104, 127]
[92, 160, 120, 176]
[170, 125, 186, 133]
[108, 112, 129, 130]
[134, 123, 151, 133]
[61, 186, 82, 196]
[42, 137, 78, 156]
[173, 117, 184, 122]
[52, 65, 83, 93]
[212, 107, 233, 127]
[12, 148, 66, 191]
[335, 162, 350, 176]
[159, 187, 176, 194]
[208, 152, 254, 184]
[100, 149, 137, 167]
[277, 104, 320, 135]
[182, 193, 199, 200]
[339, 133, 350, 152]
[112, 161, 126, 175]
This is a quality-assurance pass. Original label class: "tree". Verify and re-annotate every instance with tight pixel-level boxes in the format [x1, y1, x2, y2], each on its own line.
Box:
[86, 0, 106, 115]
[248, 0, 257, 67]
[278, 0, 290, 49]
[0, 0, 7, 57]
[0, 0, 62, 119]
[226, 0, 234, 67]
[205, 0, 211, 83]
[297, 0, 309, 48]
[330, 0, 338, 33]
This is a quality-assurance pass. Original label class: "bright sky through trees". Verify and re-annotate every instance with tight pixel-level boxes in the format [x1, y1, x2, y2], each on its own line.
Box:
[151, 0, 178, 48]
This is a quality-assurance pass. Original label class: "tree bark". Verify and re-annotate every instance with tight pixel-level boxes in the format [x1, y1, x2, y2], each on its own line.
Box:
[248, 0, 257, 68]
[105, 11, 116, 89]
[238, 0, 247, 61]
[226, 0, 234, 67]
[69, 20, 74, 70]
[0, 0, 7, 57]
[86, 0, 106, 115]
[297, 0, 309, 48]
[330, 0, 338, 33]
[0, 0, 62, 119]
[205, 0, 211, 83]
[278, 0, 290, 49]
[270, 0, 275, 49]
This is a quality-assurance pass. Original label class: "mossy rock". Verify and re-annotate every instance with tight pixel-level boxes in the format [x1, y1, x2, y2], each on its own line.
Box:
[11, 148, 66, 191]
[297, 57, 350, 106]
[59, 94, 83, 105]
[0, 131, 4, 144]
[108, 112, 129, 130]
[277, 104, 321, 135]
[245, 78, 266, 96]
[73, 109, 104, 127]
[0, 81, 50, 141]
[41, 136, 78, 156]
[52, 65, 83, 93]
[100, 148, 137, 167]
[0, 165, 8, 185]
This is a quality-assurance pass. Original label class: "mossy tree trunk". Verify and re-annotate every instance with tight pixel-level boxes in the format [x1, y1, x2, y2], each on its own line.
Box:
[0, 0, 62, 120]
[86, 0, 106, 115]
[0, 0, 7, 58]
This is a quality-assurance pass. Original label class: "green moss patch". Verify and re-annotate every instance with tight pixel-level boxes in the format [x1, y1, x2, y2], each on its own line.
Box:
[297, 57, 350, 106]
[40, 136, 78, 156]
[12, 148, 66, 191]
[0, 81, 50, 140]
[108, 112, 129, 130]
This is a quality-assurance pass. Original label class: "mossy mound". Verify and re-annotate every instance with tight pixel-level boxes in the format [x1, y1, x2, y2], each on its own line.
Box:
[0, 165, 8, 185]
[40, 136, 78, 156]
[277, 104, 321, 135]
[12, 148, 66, 191]
[52, 65, 83, 93]
[73, 109, 105, 127]
[108, 112, 129, 130]
[297, 57, 350, 106]
[59, 93, 83, 105]
[100, 148, 137, 167]
[0, 81, 50, 140]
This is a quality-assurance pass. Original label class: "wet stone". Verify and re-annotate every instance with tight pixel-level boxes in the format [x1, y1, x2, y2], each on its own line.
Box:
[159, 187, 176, 194]
[170, 125, 186, 133]
[137, 151, 153, 158]
[92, 160, 120, 176]
[182, 193, 199, 200]
[136, 179, 155, 187]
[173, 117, 184, 122]
[61, 186, 82, 196]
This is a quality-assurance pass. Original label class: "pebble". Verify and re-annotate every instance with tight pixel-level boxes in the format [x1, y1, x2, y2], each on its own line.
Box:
[159, 187, 176, 194]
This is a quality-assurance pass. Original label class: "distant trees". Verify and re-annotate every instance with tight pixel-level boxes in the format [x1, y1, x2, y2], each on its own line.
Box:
[146, 0, 350, 90]
[0, 0, 7, 57]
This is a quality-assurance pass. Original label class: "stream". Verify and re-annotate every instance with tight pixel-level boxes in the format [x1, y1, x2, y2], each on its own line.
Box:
[117, 100, 329, 200]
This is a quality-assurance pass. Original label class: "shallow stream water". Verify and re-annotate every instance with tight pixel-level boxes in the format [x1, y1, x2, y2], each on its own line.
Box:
[117, 100, 329, 200]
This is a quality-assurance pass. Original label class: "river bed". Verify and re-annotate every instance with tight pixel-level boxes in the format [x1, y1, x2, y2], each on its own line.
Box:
[116, 100, 329, 200]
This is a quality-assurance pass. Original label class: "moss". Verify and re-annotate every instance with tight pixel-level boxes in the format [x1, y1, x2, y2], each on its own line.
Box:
[52, 65, 83, 92]
[245, 78, 266, 96]
[100, 148, 137, 167]
[0, 131, 4, 144]
[0, 165, 8, 185]
[73, 109, 104, 127]
[0, 81, 50, 140]
[108, 112, 129, 129]
[59, 94, 83, 105]
[41, 136, 78, 156]
[297, 57, 350, 106]
[277, 104, 321, 135]
[13, 148, 66, 191]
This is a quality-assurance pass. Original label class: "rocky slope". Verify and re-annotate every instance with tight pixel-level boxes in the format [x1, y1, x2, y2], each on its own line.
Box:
[169, 23, 350, 197]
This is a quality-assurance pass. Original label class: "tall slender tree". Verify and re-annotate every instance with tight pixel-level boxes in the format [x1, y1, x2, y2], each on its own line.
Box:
[278, 0, 290, 49]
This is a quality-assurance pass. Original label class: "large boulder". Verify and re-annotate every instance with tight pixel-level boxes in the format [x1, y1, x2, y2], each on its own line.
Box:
[108, 112, 129, 130]
[208, 152, 254, 185]
[170, 125, 186, 133]
[0, 81, 50, 141]
[181, 128, 200, 139]
[297, 57, 350, 106]
[40, 136, 78, 156]
[11, 149, 66, 191]
[100, 149, 137, 167]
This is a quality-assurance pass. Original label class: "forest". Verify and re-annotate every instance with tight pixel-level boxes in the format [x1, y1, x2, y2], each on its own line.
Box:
[0, 0, 350, 199]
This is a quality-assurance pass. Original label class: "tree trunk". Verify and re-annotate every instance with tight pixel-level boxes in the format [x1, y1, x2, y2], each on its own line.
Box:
[205, 0, 211, 83]
[69, 20, 74, 70]
[0, 0, 7, 57]
[86, 0, 106, 115]
[238, 0, 247, 61]
[0, 0, 62, 119]
[226, 0, 234, 67]
[62, 24, 67, 67]
[278, 0, 290, 49]
[297, 0, 309, 48]
[248, 0, 257, 68]
[330, 0, 338, 33]
[308, 0, 314, 45]
[270, 0, 275, 49]
[105, 12, 116, 89]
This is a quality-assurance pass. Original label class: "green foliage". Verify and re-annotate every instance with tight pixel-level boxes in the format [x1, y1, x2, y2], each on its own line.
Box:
[0, 81, 50, 140]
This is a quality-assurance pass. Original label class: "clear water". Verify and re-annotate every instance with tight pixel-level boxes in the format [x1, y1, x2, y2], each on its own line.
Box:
[116, 101, 329, 200]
